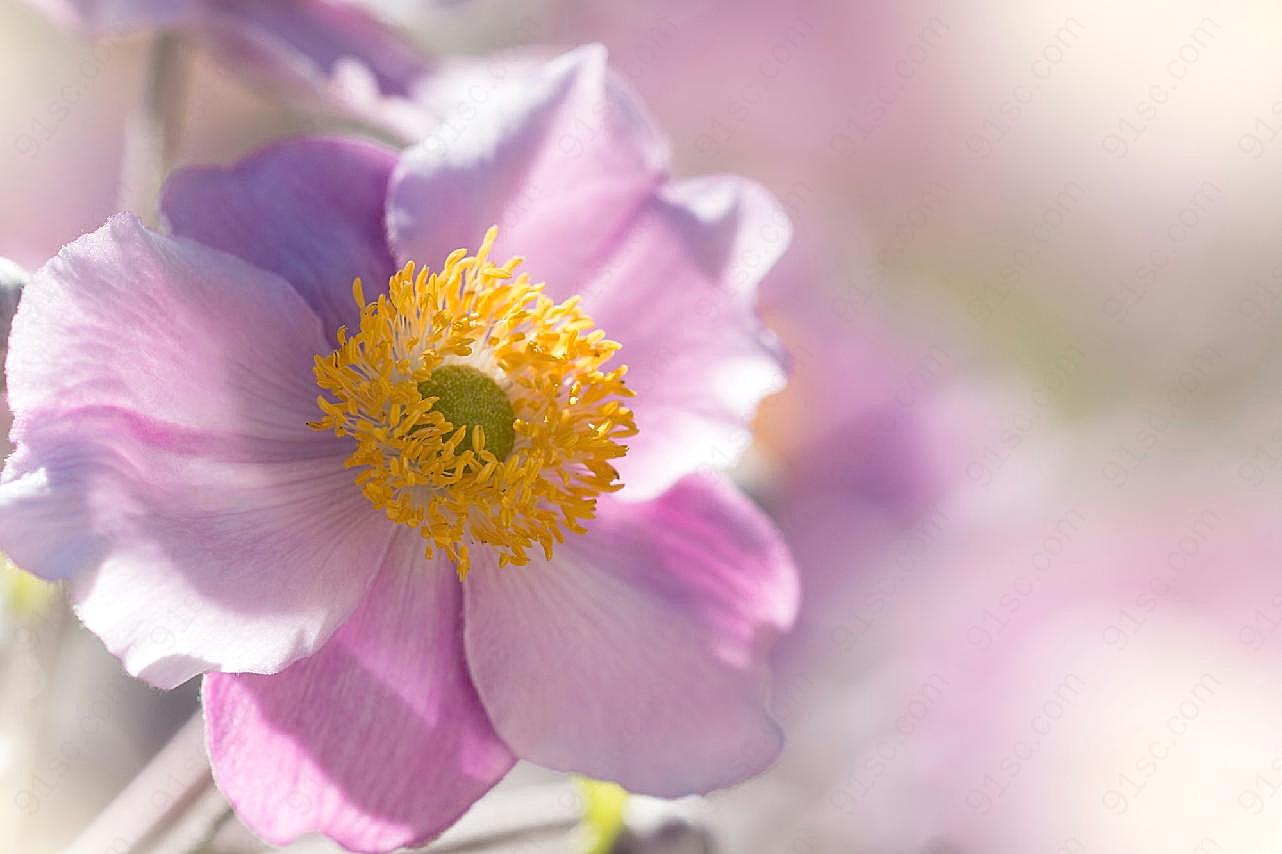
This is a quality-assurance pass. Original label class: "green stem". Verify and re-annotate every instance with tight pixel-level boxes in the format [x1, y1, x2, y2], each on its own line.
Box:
[118, 32, 189, 224]
[63, 714, 214, 854]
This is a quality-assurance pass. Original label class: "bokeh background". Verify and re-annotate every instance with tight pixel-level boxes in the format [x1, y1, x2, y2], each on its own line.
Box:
[3, 1, 1282, 851]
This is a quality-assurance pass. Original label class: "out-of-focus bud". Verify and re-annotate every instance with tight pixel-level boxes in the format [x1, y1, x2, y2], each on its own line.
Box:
[613, 821, 714, 854]
[613, 795, 714, 854]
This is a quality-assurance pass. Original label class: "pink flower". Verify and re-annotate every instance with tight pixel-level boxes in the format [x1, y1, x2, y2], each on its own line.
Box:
[0, 46, 798, 852]
[21, 0, 436, 138]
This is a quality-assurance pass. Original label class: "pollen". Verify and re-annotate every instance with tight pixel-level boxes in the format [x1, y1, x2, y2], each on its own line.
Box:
[309, 228, 636, 579]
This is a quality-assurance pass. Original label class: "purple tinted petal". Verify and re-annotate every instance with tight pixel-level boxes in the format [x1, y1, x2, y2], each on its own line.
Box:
[25, 0, 434, 138]
[388, 44, 668, 290]
[161, 136, 399, 337]
[1, 412, 395, 688]
[205, 533, 515, 853]
[20, 0, 199, 32]
[463, 472, 797, 797]
[8, 213, 326, 446]
[388, 49, 788, 497]
[199, 0, 436, 138]
[0, 214, 393, 686]
[582, 176, 790, 498]
[207, 0, 428, 97]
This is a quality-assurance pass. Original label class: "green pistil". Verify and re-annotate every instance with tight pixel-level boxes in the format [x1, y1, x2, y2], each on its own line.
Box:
[418, 364, 516, 460]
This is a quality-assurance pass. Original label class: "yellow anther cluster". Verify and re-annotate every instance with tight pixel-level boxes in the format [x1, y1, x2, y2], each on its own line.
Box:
[310, 228, 636, 578]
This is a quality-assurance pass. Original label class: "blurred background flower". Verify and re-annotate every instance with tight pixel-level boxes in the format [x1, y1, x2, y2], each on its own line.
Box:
[728, 461, 1282, 854]
[4, 0, 1282, 851]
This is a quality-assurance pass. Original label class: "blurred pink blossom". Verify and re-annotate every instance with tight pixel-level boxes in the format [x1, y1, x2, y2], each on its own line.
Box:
[21, 0, 438, 138]
[720, 459, 1282, 853]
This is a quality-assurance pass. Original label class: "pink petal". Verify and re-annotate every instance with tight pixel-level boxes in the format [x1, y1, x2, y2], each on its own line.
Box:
[198, 0, 436, 140]
[7, 214, 328, 441]
[387, 43, 668, 292]
[24, 1, 433, 138]
[462, 472, 797, 797]
[162, 136, 399, 337]
[20, 0, 198, 32]
[205, 533, 515, 853]
[203, 0, 428, 98]
[0, 214, 393, 687]
[582, 176, 790, 498]
[387, 47, 788, 497]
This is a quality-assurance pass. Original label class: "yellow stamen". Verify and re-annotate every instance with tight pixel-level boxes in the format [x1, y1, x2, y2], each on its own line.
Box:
[310, 227, 636, 579]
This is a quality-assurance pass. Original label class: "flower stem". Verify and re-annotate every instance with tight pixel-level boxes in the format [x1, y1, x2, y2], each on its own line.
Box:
[64, 713, 217, 854]
[422, 779, 584, 851]
[427, 820, 579, 853]
[118, 32, 189, 225]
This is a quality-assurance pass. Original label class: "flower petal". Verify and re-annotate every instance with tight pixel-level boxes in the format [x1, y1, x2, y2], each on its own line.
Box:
[387, 44, 668, 290]
[23, 0, 198, 32]
[580, 176, 790, 498]
[204, 533, 515, 854]
[204, 0, 428, 98]
[387, 47, 787, 497]
[7, 213, 329, 439]
[462, 471, 797, 797]
[198, 0, 437, 140]
[0, 214, 392, 686]
[27, 0, 434, 139]
[161, 136, 399, 337]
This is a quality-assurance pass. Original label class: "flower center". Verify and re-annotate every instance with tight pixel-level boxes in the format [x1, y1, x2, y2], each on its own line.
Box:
[309, 228, 636, 578]
[416, 365, 516, 461]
